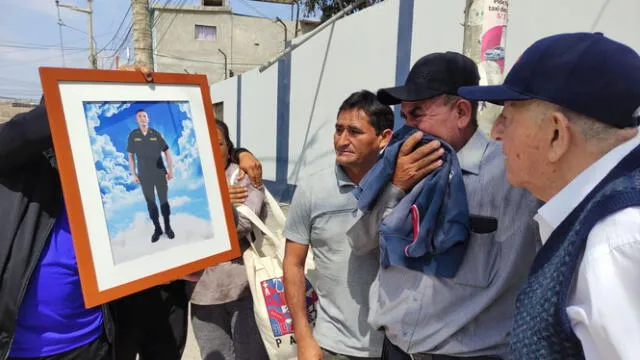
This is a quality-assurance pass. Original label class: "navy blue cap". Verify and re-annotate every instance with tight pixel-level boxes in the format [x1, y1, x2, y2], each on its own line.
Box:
[458, 32, 640, 128]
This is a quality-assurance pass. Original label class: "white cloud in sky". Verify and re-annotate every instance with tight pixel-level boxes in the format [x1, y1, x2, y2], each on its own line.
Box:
[110, 212, 214, 264]
[170, 196, 191, 207]
[187, 178, 205, 191]
[84, 102, 136, 212]
[178, 102, 192, 119]
[174, 117, 200, 181]
[84, 102, 207, 240]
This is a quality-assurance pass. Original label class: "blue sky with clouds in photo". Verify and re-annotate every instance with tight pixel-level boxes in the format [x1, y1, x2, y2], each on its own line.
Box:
[84, 100, 212, 239]
[1, 0, 317, 100]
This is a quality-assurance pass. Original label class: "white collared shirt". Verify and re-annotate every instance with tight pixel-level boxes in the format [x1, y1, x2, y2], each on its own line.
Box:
[534, 130, 640, 360]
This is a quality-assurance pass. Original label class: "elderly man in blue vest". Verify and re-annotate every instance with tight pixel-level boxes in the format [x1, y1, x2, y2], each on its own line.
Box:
[459, 32, 640, 359]
[347, 52, 541, 360]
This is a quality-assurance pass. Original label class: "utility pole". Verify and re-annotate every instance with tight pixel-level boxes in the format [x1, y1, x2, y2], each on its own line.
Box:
[462, 0, 483, 63]
[275, 17, 288, 49]
[56, 0, 97, 68]
[55, 0, 66, 66]
[462, 0, 509, 136]
[132, 0, 154, 68]
[295, 1, 300, 37]
[218, 49, 228, 79]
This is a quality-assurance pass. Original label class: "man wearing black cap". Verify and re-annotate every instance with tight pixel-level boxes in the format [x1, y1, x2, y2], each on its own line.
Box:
[347, 52, 540, 360]
[459, 32, 640, 360]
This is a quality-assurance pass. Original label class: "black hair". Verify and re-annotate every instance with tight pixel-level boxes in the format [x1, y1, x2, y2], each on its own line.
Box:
[215, 120, 235, 161]
[443, 94, 479, 128]
[135, 109, 146, 115]
[338, 90, 394, 135]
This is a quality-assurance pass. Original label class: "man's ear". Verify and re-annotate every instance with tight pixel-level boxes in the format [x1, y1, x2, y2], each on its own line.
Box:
[547, 111, 572, 163]
[378, 129, 393, 149]
[455, 99, 473, 128]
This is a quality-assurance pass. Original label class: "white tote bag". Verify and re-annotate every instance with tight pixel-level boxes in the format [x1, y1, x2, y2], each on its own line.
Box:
[238, 189, 317, 360]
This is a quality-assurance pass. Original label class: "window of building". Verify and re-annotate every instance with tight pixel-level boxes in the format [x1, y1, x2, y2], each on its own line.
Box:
[195, 25, 217, 40]
[202, 0, 224, 5]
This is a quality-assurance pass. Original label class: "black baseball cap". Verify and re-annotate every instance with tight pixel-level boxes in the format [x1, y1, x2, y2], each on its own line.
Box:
[377, 51, 480, 105]
[458, 32, 640, 129]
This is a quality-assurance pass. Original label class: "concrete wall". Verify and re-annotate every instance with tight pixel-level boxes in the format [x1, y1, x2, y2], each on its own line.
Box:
[0, 102, 36, 123]
[152, 5, 304, 84]
[210, 0, 466, 200]
[231, 14, 289, 75]
[209, 0, 640, 200]
[505, 0, 640, 72]
[237, 63, 279, 181]
[153, 7, 233, 82]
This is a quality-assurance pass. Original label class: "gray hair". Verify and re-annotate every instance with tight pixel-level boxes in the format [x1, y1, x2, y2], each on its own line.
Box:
[530, 100, 619, 142]
[562, 107, 619, 142]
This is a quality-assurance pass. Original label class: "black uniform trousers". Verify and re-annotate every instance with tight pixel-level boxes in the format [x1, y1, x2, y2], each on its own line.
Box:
[110, 281, 188, 360]
[139, 172, 170, 222]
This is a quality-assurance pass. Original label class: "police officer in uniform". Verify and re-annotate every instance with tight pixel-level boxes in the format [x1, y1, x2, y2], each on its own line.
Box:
[128, 109, 174, 243]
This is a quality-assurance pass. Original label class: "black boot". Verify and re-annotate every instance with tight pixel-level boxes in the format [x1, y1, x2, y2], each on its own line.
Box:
[164, 216, 175, 239]
[151, 217, 163, 243]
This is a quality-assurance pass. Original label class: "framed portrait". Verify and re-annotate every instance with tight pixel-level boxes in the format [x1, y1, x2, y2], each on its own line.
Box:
[39, 67, 240, 307]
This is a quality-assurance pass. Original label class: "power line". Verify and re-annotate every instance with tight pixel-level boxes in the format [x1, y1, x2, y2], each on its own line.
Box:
[0, 41, 78, 49]
[0, 78, 42, 86]
[0, 90, 43, 96]
[108, 24, 133, 68]
[236, 0, 296, 37]
[0, 50, 87, 70]
[0, 43, 106, 51]
[155, 53, 261, 66]
[56, 0, 66, 66]
[151, 0, 177, 29]
[153, 0, 189, 50]
[0, 36, 110, 48]
[0, 40, 86, 48]
[0, 76, 40, 84]
[97, 4, 132, 55]
[0, 34, 111, 58]
[237, 0, 271, 18]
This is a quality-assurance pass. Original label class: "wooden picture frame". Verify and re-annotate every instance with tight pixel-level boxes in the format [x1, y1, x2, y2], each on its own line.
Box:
[39, 67, 240, 308]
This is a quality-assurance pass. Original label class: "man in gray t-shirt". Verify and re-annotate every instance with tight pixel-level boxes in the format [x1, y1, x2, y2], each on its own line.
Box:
[283, 90, 393, 360]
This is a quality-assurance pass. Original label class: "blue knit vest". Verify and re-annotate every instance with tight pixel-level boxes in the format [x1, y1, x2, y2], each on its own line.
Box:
[510, 144, 640, 359]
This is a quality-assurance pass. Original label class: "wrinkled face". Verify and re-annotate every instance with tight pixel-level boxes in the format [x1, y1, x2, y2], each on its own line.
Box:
[136, 111, 149, 129]
[216, 127, 230, 166]
[334, 108, 386, 171]
[492, 100, 550, 191]
[400, 95, 460, 147]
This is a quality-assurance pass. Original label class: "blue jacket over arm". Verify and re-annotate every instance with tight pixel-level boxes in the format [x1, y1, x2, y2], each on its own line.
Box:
[353, 125, 469, 277]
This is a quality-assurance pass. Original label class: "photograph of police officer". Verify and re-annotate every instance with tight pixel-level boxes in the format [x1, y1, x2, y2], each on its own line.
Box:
[127, 109, 175, 243]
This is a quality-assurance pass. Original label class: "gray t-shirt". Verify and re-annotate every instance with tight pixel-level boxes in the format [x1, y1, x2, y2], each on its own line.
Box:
[284, 165, 383, 357]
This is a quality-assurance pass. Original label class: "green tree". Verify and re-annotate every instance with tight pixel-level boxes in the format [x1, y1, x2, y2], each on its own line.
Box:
[301, 0, 385, 22]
